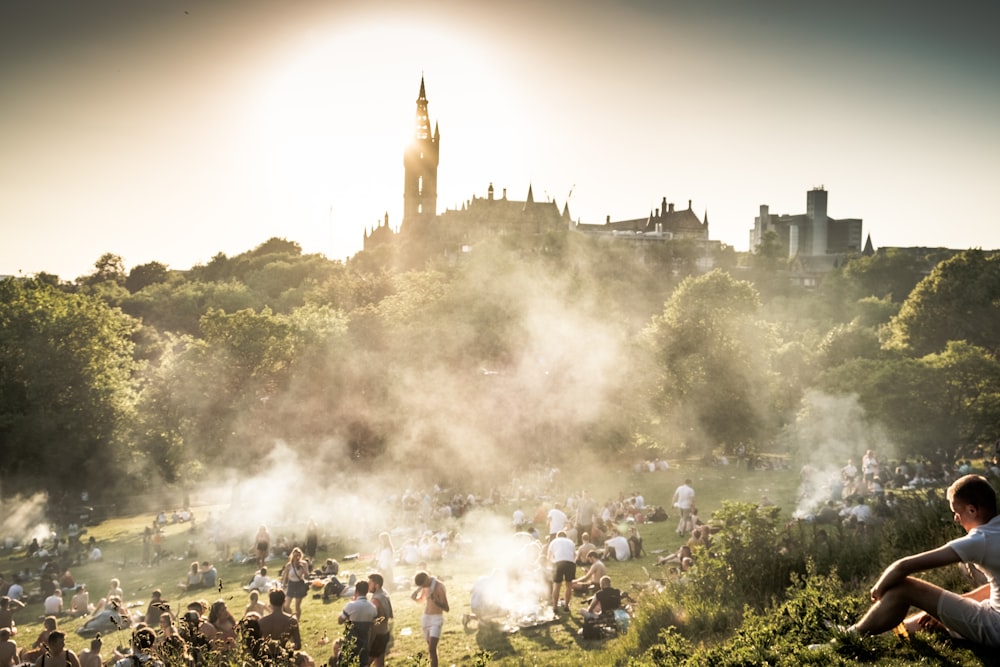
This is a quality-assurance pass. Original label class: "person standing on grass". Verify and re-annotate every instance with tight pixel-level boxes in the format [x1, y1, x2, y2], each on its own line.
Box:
[839, 474, 1000, 646]
[281, 548, 310, 619]
[672, 479, 696, 536]
[367, 574, 393, 667]
[547, 530, 577, 612]
[337, 580, 376, 667]
[412, 571, 448, 667]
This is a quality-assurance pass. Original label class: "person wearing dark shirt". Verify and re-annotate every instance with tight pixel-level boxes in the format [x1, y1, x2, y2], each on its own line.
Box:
[582, 576, 622, 621]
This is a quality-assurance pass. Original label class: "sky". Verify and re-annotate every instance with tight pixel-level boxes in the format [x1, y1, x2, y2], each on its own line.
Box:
[2, 0, 998, 280]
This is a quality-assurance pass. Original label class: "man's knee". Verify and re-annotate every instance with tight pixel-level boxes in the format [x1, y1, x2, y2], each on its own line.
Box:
[888, 577, 945, 613]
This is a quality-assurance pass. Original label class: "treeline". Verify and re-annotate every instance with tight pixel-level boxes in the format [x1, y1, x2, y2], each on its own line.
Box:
[2, 233, 1000, 507]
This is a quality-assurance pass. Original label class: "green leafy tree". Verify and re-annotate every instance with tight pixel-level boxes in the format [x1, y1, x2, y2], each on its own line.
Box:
[78, 252, 126, 286]
[643, 270, 773, 455]
[0, 278, 136, 499]
[817, 342, 1000, 462]
[885, 249, 1000, 357]
[125, 261, 170, 293]
[841, 248, 929, 302]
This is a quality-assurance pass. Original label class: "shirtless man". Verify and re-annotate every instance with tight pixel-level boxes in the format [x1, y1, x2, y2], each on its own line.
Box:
[0, 628, 16, 667]
[69, 585, 90, 618]
[572, 551, 608, 593]
[367, 574, 393, 667]
[575, 533, 597, 566]
[0, 597, 23, 636]
[412, 571, 448, 667]
[31, 631, 79, 667]
[77, 637, 102, 667]
[257, 590, 301, 652]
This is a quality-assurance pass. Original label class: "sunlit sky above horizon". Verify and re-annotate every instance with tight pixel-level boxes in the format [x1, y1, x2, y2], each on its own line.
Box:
[2, 0, 998, 280]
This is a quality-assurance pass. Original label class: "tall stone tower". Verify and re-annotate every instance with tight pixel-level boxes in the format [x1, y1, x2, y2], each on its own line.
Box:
[402, 77, 440, 234]
[807, 187, 828, 255]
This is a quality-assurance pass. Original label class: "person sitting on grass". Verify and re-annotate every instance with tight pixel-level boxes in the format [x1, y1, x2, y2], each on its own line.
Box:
[244, 590, 267, 618]
[69, 585, 91, 618]
[180, 562, 201, 591]
[21, 616, 58, 664]
[581, 576, 622, 622]
[30, 630, 78, 667]
[247, 567, 272, 592]
[0, 596, 25, 635]
[0, 627, 17, 667]
[572, 551, 607, 594]
[832, 474, 1000, 646]
[77, 636, 103, 667]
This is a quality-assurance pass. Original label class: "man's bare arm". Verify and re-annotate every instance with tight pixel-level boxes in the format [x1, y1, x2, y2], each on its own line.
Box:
[871, 545, 960, 601]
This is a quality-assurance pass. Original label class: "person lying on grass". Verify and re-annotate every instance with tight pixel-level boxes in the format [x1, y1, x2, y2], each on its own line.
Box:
[841, 474, 1000, 646]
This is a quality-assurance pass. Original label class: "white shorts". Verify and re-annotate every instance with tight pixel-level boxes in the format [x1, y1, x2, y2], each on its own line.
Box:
[937, 590, 1000, 646]
[422, 613, 444, 640]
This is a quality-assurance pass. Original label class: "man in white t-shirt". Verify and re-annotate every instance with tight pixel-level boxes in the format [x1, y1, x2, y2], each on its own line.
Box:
[547, 503, 568, 540]
[43, 589, 63, 616]
[603, 534, 631, 562]
[546, 531, 576, 612]
[841, 474, 1000, 646]
[672, 479, 696, 536]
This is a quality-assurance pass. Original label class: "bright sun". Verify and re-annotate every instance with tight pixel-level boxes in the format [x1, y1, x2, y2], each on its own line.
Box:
[244, 16, 530, 259]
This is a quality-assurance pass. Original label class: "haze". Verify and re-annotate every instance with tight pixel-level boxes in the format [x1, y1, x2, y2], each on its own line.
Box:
[1, 0, 998, 279]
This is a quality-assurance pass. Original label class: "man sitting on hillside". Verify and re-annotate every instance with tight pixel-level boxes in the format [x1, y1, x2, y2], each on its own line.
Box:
[832, 474, 1000, 647]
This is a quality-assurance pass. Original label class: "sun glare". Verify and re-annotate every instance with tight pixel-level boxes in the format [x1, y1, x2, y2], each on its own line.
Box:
[244, 16, 529, 258]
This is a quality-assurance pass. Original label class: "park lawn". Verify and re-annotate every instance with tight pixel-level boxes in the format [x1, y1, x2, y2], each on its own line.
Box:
[3, 460, 802, 665]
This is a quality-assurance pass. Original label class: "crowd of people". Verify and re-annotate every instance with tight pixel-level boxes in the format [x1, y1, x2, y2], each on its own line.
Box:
[6, 451, 1000, 665]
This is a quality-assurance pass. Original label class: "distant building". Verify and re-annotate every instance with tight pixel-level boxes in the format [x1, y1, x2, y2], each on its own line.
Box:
[402, 77, 439, 235]
[749, 187, 862, 258]
[362, 78, 723, 270]
[438, 182, 570, 241]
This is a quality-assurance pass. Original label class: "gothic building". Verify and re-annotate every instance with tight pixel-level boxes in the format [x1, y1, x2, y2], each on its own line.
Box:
[574, 197, 710, 241]
[362, 78, 721, 267]
[363, 78, 570, 252]
[402, 77, 439, 235]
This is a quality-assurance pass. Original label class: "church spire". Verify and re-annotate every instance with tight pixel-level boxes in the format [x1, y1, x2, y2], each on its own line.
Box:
[414, 76, 431, 141]
[402, 76, 440, 233]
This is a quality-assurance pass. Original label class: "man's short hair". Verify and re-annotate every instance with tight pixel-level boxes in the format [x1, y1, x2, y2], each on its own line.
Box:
[581, 532, 590, 541]
[599, 576, 611, 588]
[47, 630, 65, 645]
[557, 531, 567, 538]
[588, 550, 599, 560]
[269, 589, 286, 607]
[414, 571, 430, 587]
[948, 474, 998, 515]
[368, 573, 384, 588]
[354, 581, 369, 597]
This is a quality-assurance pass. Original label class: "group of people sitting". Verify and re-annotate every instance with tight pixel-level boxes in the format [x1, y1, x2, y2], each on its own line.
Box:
[178, 561, 218, 592]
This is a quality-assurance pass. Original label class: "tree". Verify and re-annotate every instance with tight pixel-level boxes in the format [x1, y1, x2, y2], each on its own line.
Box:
[885, 249, 1000, 357]
[642, 270, 773, 455]
[0, 278, 136, 499]
[816, 341, 1000, 462]
[841, 248, 929, 302]
[78, 252, 126, 286]
[125, 261, 170, 293]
